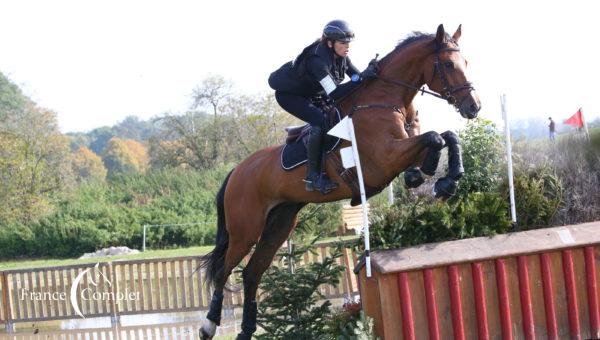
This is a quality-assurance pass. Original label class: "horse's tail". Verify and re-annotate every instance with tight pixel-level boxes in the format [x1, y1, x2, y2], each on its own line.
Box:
[199, 169, 233, 288]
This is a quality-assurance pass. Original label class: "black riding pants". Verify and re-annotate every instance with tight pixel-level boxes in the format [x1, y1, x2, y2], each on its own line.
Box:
[275, 91, 326, 129]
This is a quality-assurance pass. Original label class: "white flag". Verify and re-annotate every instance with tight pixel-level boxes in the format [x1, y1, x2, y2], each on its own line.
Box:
[340, 146, 355, 168]
[327, 116, 352, 141]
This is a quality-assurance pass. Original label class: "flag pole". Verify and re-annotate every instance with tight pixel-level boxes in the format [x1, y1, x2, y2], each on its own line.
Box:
[501, 94, 517, 226]
[581, 107, 590, 141]
[327, 116, 372, 277]
[347, 116, 372, 278]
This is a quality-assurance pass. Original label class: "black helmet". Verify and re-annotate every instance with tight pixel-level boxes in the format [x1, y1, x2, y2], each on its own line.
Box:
[322, 20, 355, 42]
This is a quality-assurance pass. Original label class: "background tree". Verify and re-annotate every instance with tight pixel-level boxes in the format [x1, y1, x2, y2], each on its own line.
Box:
[153, 111, 220, 170]
[71, 146, 107, 182]
[454, 118, 504, 200]
[257, 239, 345, 339]
[148, 139, 193, 169]
[0, 72, 32, 123]
[223, 93, 300, 160]
[0, 104, 72, 223]
[88, 126, 116, 154]
[102, 137, 149, 177]
[191, 74, 233, 163]
[113, 115, 157, 141]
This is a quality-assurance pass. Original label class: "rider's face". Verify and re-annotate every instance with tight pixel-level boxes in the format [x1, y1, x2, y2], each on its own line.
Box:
[330, 40, 350, 57]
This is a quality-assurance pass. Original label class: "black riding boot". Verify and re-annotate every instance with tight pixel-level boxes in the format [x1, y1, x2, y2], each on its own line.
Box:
[305, 127, 338, 194]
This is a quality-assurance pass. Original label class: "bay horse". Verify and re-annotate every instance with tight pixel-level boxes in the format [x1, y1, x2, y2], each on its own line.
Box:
[200, 24, 481, 339]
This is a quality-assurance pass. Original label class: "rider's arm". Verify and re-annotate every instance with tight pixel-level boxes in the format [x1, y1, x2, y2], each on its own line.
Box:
[346, 58, 361, 80]
[330, 81, 360, 101]
[307, 57, 337, 95]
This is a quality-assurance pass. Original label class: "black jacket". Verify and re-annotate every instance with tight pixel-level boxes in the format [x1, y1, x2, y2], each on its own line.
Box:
[269, 41, 360, 97]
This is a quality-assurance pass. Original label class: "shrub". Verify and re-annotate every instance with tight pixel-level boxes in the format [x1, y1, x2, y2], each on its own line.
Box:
[256, 238, 345, 339]
[501, 164, 563, 230]
[293, 202, 342, 242]
[323, 301, 378, 339]
[455, 118, 504, 200]
[364, 191, 511, 251]
[0, 223, 33, 259]
[28, 220, 110, 257]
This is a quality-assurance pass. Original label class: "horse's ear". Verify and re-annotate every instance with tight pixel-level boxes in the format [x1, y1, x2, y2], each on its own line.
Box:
[435, 24, 446, 44]
[452, 24, 462, 42]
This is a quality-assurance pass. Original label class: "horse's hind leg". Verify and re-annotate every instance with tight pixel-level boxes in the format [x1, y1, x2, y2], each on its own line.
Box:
[200, 208, 266, 339]
[235, 202, 303, 340]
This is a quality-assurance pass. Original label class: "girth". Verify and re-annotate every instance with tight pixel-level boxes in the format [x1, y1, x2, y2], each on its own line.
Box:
[329, 151, 386, 206]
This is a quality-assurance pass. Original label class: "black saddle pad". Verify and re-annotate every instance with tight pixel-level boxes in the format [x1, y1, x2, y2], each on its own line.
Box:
[280, 108, 342, 171]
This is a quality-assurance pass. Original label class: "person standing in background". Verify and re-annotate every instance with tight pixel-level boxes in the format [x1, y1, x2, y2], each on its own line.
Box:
[548, 117, 556, 141]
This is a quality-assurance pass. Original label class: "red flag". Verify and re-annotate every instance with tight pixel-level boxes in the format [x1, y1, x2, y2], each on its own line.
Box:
[564, 108, 584, 128]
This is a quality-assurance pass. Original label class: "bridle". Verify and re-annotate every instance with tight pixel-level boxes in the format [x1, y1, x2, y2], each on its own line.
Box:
[350, 42, 475, 119]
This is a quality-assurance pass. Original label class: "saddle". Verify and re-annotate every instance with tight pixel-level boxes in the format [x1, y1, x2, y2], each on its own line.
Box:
[280, 98, 341, 170]
[279, 98, 385, 205]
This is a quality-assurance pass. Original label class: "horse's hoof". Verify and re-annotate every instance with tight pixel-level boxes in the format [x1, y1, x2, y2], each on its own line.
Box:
[199, 320, 217, 339]
[434, 177, 457, 199]
[199, 329, 211, 340]
[235, 332, 253, 340]
[404, 168, 425, 188]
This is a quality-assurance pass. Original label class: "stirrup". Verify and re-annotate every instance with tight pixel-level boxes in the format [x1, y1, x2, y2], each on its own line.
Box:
[317, 174, 338, 194]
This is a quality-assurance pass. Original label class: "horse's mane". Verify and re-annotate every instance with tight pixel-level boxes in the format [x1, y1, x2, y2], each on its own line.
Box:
[395, 32, 434, 51]
[379, 31, 453, 64]
[378, 32, 433, 64]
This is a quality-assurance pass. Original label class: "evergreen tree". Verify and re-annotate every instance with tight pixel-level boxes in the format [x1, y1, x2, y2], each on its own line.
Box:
[256, 238, 345, 340]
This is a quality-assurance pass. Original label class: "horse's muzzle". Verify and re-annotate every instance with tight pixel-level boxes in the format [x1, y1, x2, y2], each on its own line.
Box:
[458, 90, 481, 119]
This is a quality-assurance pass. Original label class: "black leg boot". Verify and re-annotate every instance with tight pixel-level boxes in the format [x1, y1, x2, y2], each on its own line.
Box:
[304, 127, 323, 192]
[318, 141, 338, 194]
[305, 127, 338, 194]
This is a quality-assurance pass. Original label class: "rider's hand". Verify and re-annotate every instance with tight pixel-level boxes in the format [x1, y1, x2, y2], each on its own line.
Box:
[360, 59, 379, 79]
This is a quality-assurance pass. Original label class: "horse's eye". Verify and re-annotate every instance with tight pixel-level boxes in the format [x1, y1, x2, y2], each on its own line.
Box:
[444, 61, 454, 69]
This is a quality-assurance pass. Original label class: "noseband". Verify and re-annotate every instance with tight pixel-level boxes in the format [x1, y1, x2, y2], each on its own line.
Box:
[432, 47, 475, 107]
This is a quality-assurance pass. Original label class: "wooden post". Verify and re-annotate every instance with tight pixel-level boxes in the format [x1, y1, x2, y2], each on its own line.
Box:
[108, 262, 120, 326]
[2, 273, 14, 333]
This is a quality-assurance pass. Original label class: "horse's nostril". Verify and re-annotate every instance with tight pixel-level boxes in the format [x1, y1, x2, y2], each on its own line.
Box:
[470, 103, 479, 114]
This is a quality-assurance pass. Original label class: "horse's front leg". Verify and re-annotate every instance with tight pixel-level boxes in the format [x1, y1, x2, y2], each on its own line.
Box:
[404, 131, 444, 188]
[433, 131, 464, 199]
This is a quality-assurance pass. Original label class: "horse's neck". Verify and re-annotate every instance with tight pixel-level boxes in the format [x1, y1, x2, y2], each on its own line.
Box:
[340, 49, 428, 116]
[335, 46, 430, 182]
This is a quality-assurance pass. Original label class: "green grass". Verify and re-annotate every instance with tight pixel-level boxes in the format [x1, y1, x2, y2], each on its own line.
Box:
[0, 246, 214, 271]
[0, 235, 359, 271]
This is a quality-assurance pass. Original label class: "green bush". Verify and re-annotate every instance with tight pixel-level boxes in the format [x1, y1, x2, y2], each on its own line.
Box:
[0, 223, 34, 258]
[0, 167, 228, 258]
[455, 118, 504, 200]
[256, 239, 345, 339]
[323, 302, 378, 340]
[503, 164, 563, 230]
[365, 192, 511, 251]
[28, 220, 110, 257]
[293, 202, 342, 242]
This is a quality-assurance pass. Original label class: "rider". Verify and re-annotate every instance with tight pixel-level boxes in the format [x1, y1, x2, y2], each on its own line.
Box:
[269, 19, 378, 194]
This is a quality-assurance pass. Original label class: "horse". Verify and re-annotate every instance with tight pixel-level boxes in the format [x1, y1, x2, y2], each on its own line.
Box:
[199, 24, 481, 339]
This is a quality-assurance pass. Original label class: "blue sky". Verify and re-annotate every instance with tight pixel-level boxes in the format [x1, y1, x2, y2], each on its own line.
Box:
[0, 0, 597, 133]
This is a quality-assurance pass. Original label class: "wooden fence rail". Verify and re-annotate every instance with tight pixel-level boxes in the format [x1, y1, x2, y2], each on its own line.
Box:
[357, 221, 600, 339]
[0, 241, 359, 331]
